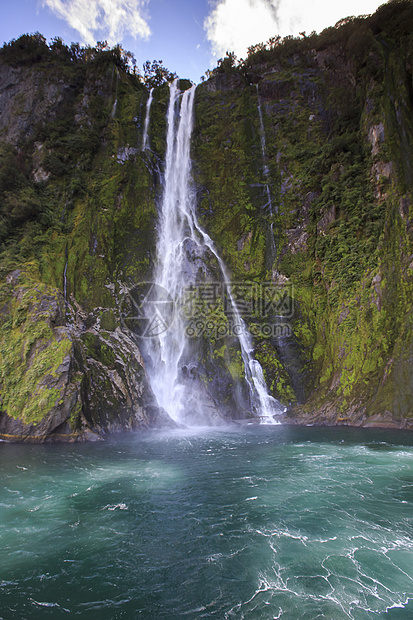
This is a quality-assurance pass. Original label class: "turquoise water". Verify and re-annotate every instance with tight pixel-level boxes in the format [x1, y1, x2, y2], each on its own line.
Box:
[1, 425, 413, 619]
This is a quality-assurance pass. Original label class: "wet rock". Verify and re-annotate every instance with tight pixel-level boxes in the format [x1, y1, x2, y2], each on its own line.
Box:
[0, 283, 173, 442]
[317, 205, 336, 234]
[117, 146, 139, 163]
[0, 63, 65, 145]
[368, 123, 385, 156]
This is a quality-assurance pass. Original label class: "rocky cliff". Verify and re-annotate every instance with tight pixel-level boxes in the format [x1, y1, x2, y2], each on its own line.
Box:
[0, 39, 174, 440]
[0, 0, 412, 440]
[193, 0, 413, 430]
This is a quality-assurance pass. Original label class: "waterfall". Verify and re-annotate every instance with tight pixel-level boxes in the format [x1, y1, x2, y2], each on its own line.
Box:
[63, 245, 68, 305]
[256, 84, 277, 271]
[111, 68, 119, 118]
[145, 79, 283, 425]
[142, 88, 153, 150]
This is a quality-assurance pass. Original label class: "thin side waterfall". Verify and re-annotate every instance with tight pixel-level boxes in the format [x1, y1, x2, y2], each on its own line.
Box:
[146, 79, 283, 425]
[210, 254, 285, 423]
[142, 88, 153, 150]
[63, 245, 68, 305]
[256, 84, 277, 271]
[111, 68, 119, 118]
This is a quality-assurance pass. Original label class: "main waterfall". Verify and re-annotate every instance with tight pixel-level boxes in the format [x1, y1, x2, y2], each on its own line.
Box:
[144, 79, 283, 425]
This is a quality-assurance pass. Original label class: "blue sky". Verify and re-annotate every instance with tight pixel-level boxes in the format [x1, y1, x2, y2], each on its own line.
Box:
[1, 0, 387, 83]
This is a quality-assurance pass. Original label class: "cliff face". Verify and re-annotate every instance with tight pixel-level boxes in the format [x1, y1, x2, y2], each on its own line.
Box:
[193, 0, 413, 430]
[0, 41, 173, 440]
[0, 1, 412, 440]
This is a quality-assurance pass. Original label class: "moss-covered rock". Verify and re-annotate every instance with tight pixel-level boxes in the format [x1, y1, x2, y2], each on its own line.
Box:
[1, 3, 413, 437]
[0, 271, 172, 442]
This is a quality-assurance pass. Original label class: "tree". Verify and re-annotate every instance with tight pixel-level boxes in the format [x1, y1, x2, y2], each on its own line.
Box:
[0, 33, 50, 65]
[142, 60, 176, 88]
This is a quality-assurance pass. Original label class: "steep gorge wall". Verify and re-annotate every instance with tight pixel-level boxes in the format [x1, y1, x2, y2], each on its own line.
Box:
[193, 0, 413, 429]
[0, 48, 173, 440]
[0, 1, 412, 440]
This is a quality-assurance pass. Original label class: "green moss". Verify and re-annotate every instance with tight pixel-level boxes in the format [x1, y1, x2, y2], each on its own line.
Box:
[100, 309, 117, 331]
[68, 384, 83, 430]
[193, 85, 269, 277]
[254, 341, 296, 404]
[0, 282, 73, 424]
[81, 331, 116, 366]
[227, 349, 244, 381]
[1, 8, 413, 429]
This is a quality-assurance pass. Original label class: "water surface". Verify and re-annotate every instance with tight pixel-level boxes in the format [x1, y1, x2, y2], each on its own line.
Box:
[1, 425, 413, 618]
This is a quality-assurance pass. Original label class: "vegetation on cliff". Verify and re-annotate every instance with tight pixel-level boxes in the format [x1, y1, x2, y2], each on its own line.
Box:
[0, 0, 412, 439]
[194, 0, 413, 424]
[0, 35, 174, 439]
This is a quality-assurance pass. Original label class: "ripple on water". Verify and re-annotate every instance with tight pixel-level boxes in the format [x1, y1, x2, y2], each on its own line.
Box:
[0, 426, 412, 618]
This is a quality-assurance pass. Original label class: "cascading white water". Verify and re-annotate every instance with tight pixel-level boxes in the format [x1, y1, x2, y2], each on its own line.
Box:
[256, 84, 277, 270]
[146, 79, 283, 424]
[145, 80, 196, 422]
[142, 88, 153, 150]
[63, 247, 68, 304]
[111, 69, 119, 118]
[214, 257, 285, 423]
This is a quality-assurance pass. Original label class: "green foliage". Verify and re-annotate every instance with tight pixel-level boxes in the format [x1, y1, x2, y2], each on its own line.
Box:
[215, 52, 239, 75]
[0, 33, 135, 74]
[2, 186, 43, 224]
[0, 144, 48, 244]
[310, 147, 383, 289]
[193, 86, 270, 277]
[43, 151, 66, 176]
[0, 1, 412, 430]
[369, 0, 413, 38]
[0, 143, 29, 196]
[0, 32, 50, 65]
[142, 60, 177, 88]
[0, 282, 72, 424]
[193, 0, 413, 420]
[382, 47, 413, 191]
[236, 0, 412, 80]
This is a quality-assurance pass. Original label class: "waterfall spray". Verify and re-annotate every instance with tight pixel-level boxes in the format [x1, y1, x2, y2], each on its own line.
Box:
[145, 79, 283, 425]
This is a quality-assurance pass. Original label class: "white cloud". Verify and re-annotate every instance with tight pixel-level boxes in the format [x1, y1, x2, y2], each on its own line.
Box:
[41, 0, 151, 46]
[204, 0, 280, 60]
[204, 0, 385, 61]
[276, 0, 386, 38]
